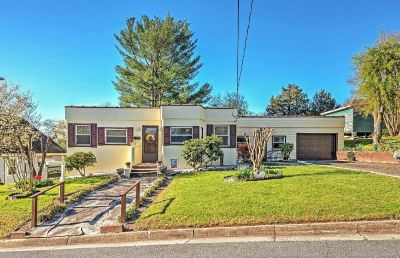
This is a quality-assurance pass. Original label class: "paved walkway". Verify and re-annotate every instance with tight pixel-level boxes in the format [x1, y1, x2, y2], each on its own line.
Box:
[311, 160, 400, 178]
[29, 177, 157, 238]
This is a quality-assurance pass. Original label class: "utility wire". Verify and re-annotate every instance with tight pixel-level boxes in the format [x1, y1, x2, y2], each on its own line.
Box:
[236, 0, 254, 108]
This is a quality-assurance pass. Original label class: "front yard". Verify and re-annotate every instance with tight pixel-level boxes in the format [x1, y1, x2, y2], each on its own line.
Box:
[0, 176, 113, 238]
[133, 165, 400, 230]
[344, 136, 400, 152]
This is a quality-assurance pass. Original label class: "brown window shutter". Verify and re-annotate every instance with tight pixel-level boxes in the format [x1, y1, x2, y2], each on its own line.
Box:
[164, 126, 170, 146]
[229, 124, 237, 148]
[67, 123, 75, 147]
[193, 126, 200, 139]
[127, 127, 134, 145]
[98, 127, 105, 146]
[206, 124, 214, 136]
[90, 124, 97, 148]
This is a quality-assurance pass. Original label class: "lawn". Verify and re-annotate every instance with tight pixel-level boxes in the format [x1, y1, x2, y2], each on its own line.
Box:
[133, 165, 400, 230]
[0, 176, 113, 238]
[344, 136, 400, 152]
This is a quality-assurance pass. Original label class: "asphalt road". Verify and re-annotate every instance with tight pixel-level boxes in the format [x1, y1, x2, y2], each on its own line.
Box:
[2, 239, 400, 258]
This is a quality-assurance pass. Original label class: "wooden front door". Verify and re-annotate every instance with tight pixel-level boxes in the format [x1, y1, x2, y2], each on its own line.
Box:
[142, 126, 158, 163]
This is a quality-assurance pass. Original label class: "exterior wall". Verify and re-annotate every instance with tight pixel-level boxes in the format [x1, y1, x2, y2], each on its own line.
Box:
[324, 108, 353, 134]
[0, 154, 64, 184]
[237, 117, 345, 160]
[353, 113, 374, 133]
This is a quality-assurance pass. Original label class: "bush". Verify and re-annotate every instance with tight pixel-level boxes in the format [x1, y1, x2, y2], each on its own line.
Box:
[65, 152, 97, 177]
[279, 143, 294, 160]
[33, 178, 54, 188]
[393, 150, 400, 161]
[234, 165, 283, 181]
[181, 136, 223, 171]
[237, 145, 250, 164]
[347, 151, 356, 161]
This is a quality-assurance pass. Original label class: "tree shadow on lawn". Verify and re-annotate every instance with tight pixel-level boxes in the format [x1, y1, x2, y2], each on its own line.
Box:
[141, 197, 175, 219]
[283, 169, 355, 178]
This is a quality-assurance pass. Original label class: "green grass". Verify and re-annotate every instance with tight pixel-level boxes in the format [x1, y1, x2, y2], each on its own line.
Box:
[344, 136, 400, 152]
[133, 166, 400, 230]
[0, 176, 113, 238]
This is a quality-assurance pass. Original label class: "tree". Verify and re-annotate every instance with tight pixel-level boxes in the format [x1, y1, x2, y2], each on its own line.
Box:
[65, 152, 97, 177]
[351, 32, 400, 144]
[266, 84, 309, 116]
[0, 80, 55, 191]
[245, 128, 274, 171]
[113, 15, 212, 107]
[309, 89, 338, 115]
[51, 120, 66, 150]
[181, 136, 223, 171]
[208, 91, 252, 116]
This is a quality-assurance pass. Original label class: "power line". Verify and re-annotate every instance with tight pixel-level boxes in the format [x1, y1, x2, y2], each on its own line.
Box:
[236, 0, 255, 106]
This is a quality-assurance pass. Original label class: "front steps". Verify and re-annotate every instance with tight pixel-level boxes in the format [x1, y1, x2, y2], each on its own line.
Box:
[131, 163, 158, 177]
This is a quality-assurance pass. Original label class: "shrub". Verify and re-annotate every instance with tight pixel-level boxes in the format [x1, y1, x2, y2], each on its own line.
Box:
[347, 151, 356, 161]
[237, 145, 250, 164]
[65, 152, 97, 177]
[234, 166, 254, 180]
[181, 136, 223, 171]
[33, 178, 54, 188]
[279, 143, 294, 160]
[234, 165, 283, 181]
[393, 150, 400, 161]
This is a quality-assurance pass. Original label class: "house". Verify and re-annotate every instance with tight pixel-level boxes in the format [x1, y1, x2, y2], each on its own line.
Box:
[0, 140, 65, 184]
[65, 105, 344, 172]
[321, 100, 375, 137]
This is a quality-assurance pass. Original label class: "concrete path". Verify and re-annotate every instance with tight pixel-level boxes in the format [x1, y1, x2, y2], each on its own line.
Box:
[29, 177, 157, 238]
[310, 160, 400, 178]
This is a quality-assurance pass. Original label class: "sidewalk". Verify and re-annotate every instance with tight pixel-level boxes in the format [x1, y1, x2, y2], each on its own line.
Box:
[28, 177, 157, 238]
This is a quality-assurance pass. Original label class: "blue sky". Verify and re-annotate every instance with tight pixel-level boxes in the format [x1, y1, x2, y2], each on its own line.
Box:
[1, 0, 399, 119]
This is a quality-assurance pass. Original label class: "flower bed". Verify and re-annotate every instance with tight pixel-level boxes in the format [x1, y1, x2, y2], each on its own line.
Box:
[337, 151, 399, 164]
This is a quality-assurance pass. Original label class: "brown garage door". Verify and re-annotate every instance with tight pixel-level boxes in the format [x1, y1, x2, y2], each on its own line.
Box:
[296, 134, 337, 160]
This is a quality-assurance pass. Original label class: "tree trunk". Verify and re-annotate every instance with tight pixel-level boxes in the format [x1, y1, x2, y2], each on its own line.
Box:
[372, 106, 383, 145]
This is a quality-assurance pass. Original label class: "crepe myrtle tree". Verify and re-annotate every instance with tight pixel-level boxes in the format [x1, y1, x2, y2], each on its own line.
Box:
[244, 128, 274, 171]
[0, 80, 56, 192]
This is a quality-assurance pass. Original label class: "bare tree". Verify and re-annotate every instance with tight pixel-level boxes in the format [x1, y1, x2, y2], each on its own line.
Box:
[244, 128, 274, 171]
[0, 80, 55, 191]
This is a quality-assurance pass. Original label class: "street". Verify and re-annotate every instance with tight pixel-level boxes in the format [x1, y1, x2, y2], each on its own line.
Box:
[2, 238, 400, 258]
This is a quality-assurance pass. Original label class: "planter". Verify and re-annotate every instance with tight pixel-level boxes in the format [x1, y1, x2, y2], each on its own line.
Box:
[337, 151, 399, 164]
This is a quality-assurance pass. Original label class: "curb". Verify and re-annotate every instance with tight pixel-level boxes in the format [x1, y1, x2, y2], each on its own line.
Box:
[1, 220, 400, 248]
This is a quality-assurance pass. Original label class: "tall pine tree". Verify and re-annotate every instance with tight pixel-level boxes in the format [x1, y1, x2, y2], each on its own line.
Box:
[113, 15, 212, 107]
[266, 84, 309, 116]
[309, 89, 338, 115]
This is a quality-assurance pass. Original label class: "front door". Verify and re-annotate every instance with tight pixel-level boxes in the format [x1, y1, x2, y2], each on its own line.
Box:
[142, 126, 158, 163]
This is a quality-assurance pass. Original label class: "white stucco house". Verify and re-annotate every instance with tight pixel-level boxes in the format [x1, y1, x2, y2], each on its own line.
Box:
[65, 105, 345, 173]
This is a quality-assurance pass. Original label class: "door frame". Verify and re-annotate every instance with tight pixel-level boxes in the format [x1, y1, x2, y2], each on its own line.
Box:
[142, 125, 159, 163]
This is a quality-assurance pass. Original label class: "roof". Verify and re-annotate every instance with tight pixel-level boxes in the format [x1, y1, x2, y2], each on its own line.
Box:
[65, 104, 235, 110]
[239, 115, 344, 119]
[322, 99, 366, 115]
[32, 139, 66, 154]
[321, 106, 352, 115]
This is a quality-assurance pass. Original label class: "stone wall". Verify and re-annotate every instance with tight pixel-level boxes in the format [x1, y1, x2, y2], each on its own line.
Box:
[337, 151, 399, 164]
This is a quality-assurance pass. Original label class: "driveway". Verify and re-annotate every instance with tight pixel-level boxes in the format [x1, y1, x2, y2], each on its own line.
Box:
[310, 160, 400, 178]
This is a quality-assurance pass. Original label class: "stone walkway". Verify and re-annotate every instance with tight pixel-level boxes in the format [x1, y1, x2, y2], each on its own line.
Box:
[310, 160, 400, 178]
[29, 177, 157, 238]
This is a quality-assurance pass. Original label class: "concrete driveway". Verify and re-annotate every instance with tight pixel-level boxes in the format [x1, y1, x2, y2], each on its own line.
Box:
[310, 160, 400, 178]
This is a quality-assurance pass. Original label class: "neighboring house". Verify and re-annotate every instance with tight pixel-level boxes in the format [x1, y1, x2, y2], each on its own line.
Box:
[0, 140, 65, 184]
[65, 105, 344, 172]
[321, 100, 374, 137]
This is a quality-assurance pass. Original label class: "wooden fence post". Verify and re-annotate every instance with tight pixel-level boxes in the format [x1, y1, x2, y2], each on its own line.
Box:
[120, 194, 127, 224]
[135, 181, 140, 208]
[32, 197, 38, 228]
[59, 182, 65, 204]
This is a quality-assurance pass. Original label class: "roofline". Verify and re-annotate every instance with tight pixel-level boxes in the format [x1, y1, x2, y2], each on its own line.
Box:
[321, 105, 352, 115]
[238, 115, 345, 119]
[65, 105, 236, 110]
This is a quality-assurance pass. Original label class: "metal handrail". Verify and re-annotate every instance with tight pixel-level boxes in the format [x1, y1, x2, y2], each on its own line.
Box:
[30, 181, 65, 227]
[120, 180, 140, 223]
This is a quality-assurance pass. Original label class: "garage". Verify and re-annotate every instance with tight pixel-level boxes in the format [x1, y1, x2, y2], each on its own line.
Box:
[296, 133, 337, 160]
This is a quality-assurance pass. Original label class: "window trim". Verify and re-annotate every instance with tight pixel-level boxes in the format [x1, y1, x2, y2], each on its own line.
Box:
[75, 124, 91, 146]
[214, 125, 230, 147]
[170, 126, 193, 145]
[272, 135, 286, 149]
[105, 128, 128, 145]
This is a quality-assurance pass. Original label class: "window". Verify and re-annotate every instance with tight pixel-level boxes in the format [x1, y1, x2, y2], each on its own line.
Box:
[236, 136, 247, 148]
[75, 125, 91, 146]
[105, 129, 127, 144]
[170, 127, 193, 144]
[273, 136, 286, 149]
[214, 125, 229, 146]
